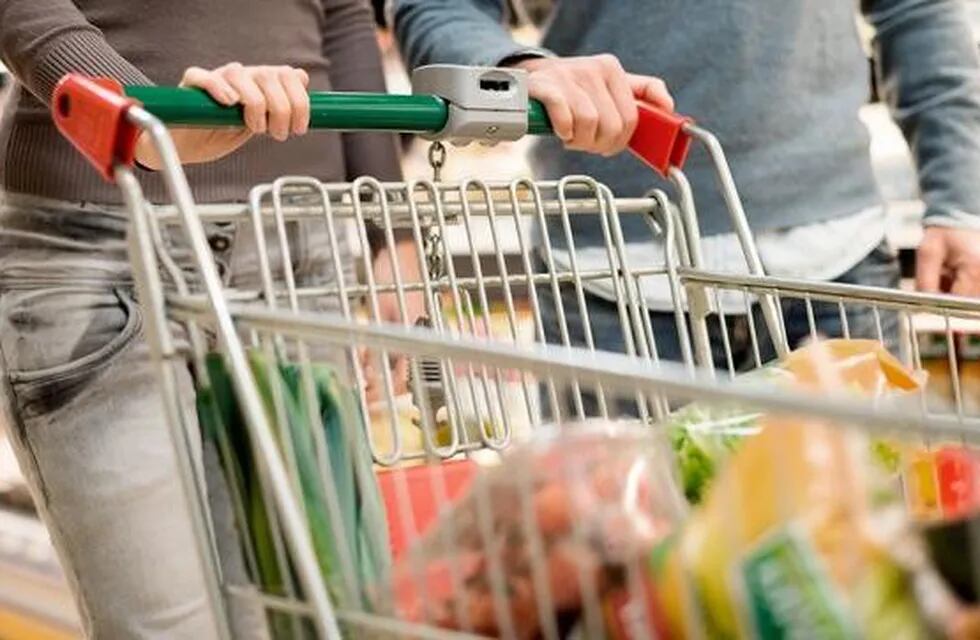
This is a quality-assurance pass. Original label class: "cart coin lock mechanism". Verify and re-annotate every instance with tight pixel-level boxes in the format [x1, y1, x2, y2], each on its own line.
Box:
[412, 65, 530, 145]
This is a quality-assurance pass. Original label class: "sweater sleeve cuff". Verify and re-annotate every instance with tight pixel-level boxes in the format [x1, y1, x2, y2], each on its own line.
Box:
[922, 207, 980, 231]
[495, 46, 556, 68]
[456, 35, 553, 69]
[30, 29, 152, 103]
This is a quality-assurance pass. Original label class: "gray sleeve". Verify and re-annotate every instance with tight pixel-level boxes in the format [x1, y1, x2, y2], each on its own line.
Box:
[322, 0, 404, 253]
[391, 0, 550, 70]
[322, 0, 402, 183]
[864, 0, 980, 228]
[0, 0, 151, 104]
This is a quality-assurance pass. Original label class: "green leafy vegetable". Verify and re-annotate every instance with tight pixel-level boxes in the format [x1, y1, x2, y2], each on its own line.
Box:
[665, 402, 761, 504]
[197, 349, 391, 637]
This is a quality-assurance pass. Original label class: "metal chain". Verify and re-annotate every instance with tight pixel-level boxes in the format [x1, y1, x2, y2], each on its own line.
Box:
[424, 141, 447, 279]
[424, 225, 444, 280]
[428, 141, 446, 182]
[407, 144, 449, 405]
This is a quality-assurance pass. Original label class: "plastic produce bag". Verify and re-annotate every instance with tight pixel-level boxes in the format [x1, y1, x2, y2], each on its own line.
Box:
[386, 425, 686, 639]
[666, 368, 778, 504]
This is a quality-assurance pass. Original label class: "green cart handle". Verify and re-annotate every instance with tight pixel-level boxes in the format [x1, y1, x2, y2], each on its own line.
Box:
[51, 74, 693, 182]
[125, 85, 555, 135]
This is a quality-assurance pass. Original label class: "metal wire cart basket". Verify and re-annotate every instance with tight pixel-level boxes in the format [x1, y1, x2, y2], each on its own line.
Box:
[51, 66, 980, 639]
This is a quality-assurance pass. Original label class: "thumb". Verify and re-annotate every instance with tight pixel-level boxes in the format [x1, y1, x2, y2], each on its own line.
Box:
[915, 231, 945, 293]
[626, 73, 674, 111]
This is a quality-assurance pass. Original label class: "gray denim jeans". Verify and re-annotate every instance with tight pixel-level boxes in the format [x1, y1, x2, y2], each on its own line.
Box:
[0, 192, 351, 639]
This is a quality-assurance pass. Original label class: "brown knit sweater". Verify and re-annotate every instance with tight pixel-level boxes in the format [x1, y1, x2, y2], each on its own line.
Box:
[0, 0, 402, 205]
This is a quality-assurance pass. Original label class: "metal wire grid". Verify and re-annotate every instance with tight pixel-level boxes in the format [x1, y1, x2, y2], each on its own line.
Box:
[150, 175, 690, 465]
[116, 133, 684, 636]
[680, 270, 980, 427]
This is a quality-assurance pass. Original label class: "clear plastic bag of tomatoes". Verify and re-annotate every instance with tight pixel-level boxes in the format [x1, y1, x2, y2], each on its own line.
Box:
[382, 424, 686, 639]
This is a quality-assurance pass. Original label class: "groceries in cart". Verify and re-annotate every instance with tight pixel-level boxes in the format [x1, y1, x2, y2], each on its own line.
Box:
[665, 366, 777, 504]
[361, 298, 540, 463]
[369, 393, 424, 465]
[382, 340, 980, 639]
[384, 418, 950, 639]
[646, 416, 933, 639]
[667, 338, 980, 524]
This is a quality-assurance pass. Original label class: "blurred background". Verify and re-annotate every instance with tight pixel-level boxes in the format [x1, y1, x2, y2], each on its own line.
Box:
[1, 1, 979, 637]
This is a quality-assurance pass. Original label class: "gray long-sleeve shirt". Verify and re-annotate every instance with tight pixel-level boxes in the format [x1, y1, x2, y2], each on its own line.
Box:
[0, 0, 402, 205]
[393, 0, 980, 241]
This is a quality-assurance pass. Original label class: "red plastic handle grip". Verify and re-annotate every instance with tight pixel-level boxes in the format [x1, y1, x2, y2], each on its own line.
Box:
[628, 102, 694, 178]
[51, 74, 140, 182]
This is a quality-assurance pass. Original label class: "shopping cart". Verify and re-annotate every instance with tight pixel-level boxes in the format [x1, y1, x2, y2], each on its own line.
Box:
[49, 67, 980, 638]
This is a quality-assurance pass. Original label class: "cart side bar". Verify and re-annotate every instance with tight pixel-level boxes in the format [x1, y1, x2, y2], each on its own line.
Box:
[124, 103, 343, 639]
[678, 268, 980, 316]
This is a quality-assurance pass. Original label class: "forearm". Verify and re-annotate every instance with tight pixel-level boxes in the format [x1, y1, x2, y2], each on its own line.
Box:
[392, 0, 544, 70]
[0, 0, 151, 103]
[866, 0, 980, 226]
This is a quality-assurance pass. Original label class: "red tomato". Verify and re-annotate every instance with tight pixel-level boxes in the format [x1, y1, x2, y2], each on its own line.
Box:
[937, 447, 980, 519]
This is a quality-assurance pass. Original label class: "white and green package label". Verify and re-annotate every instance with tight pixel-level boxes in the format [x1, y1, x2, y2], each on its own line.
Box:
[740, 527, 857, 640]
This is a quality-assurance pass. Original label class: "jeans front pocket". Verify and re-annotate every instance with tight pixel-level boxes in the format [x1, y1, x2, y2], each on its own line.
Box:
[1, 286, 142, 418]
